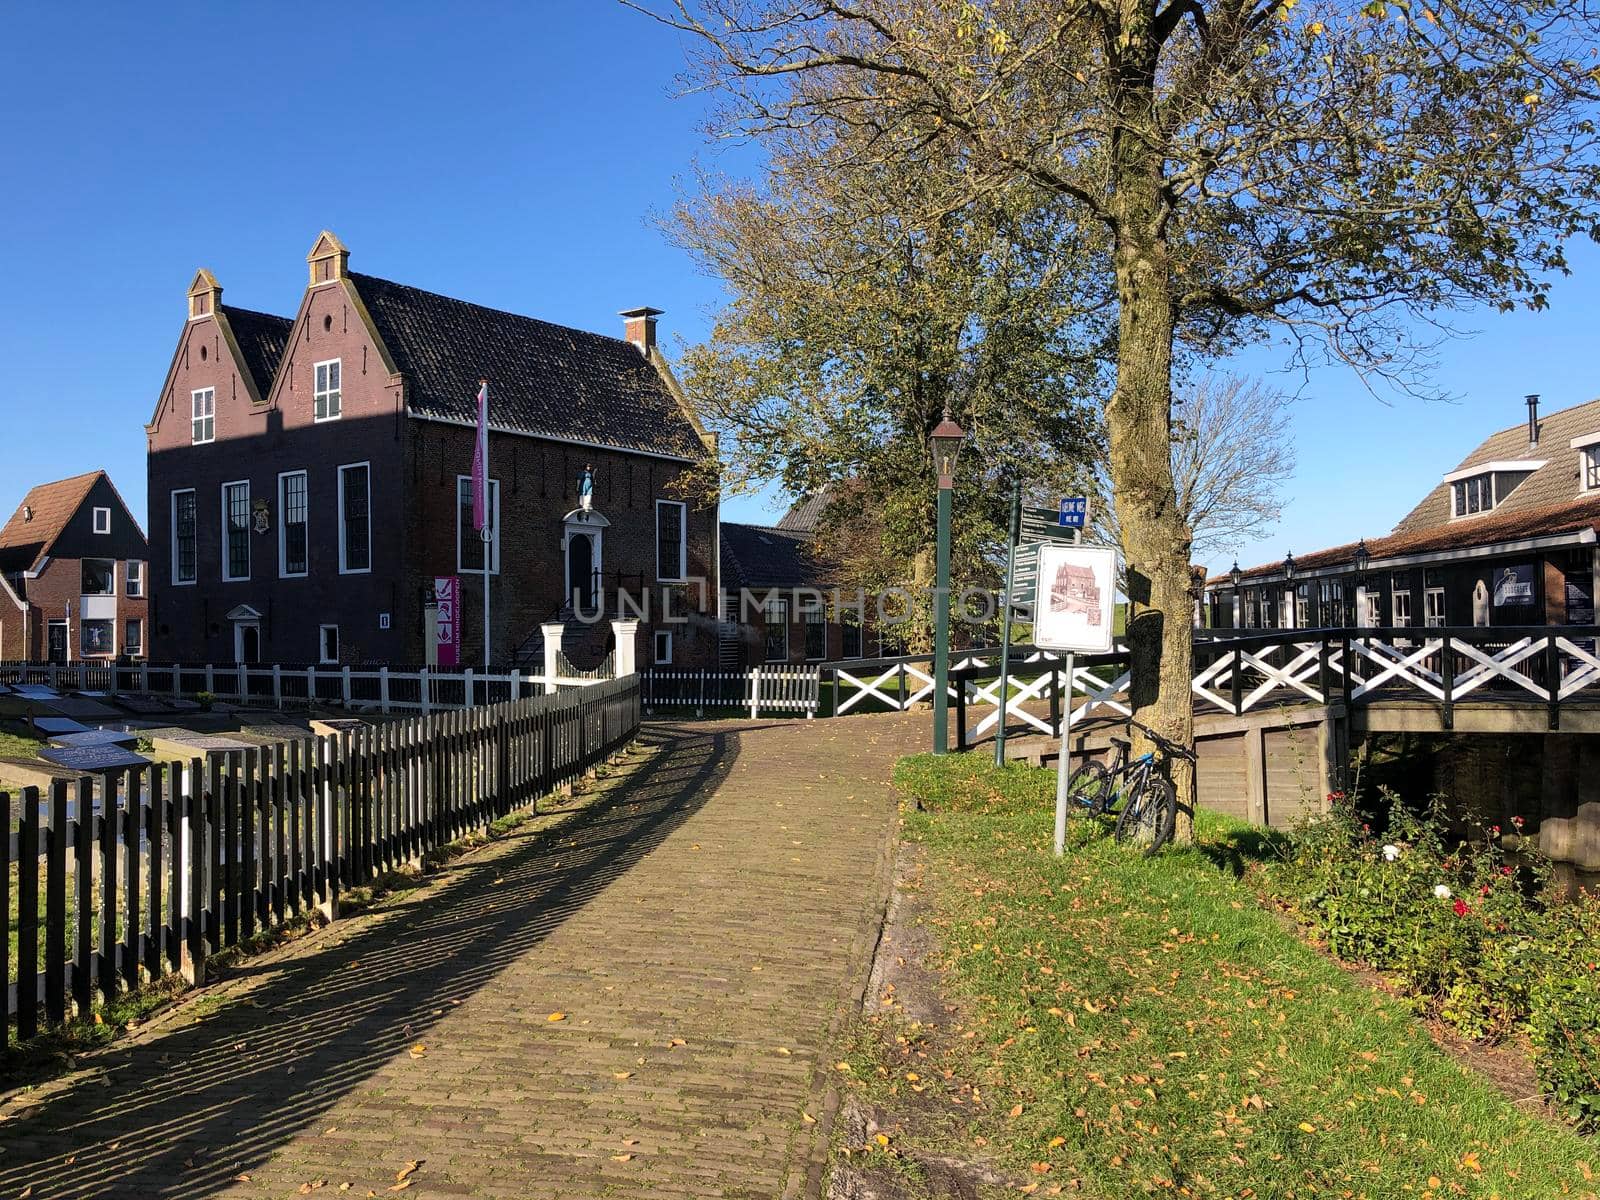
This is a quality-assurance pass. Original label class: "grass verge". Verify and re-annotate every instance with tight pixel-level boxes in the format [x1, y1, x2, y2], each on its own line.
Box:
[850, 753, 1597, 1199]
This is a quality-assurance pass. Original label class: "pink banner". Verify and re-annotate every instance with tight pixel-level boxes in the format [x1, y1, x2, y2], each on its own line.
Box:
[434, 575, 460, 667]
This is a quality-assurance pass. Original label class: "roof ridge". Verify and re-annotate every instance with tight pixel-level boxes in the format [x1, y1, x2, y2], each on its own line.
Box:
[1464, 394, 1600, 449]
[349, 271, 633, 349]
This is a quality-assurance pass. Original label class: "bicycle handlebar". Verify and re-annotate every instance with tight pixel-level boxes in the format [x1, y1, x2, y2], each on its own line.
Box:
[1122, 719, 1198, 763]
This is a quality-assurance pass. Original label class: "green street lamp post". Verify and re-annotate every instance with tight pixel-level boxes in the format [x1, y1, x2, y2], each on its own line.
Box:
[930, 412, 967, 754]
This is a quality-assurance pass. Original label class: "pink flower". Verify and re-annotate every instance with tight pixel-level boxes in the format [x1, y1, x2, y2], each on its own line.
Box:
[1490, 825, 1501, 836]
[1511, 815, 1525, 829]
[1480, 885, 1492, 896]
[1453, 899, 1470, 917]
[1500, 865, 1513, 876]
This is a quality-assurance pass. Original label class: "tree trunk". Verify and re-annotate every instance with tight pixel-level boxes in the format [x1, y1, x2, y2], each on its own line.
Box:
[1106, 34, 1197, 840]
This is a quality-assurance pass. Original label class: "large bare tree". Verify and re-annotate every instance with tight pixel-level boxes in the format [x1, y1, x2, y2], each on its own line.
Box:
[1096, 373, 1295, 561]
[630, 0, 1600, 837]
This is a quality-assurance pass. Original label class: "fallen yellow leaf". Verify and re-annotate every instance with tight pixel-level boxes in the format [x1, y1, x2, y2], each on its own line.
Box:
[395, 1162, 421, 1184]
[611, 1153, 634, 1162]
[547, 1012, 566, 1022]
[1008, 1103, 1024, 1118]
[1298, 1122, 1316, 1133]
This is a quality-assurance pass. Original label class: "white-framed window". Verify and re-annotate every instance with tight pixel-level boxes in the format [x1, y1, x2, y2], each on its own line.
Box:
[92, 506, 111, 534]
[1451, 473, 1493, 517]
[221, 480, 250, 581]
[81, 559, 116, 596]
[171, 488, 197, 585]
[1584, 446, 1600, 492]
[455, 476, 500, 574]
[654, 629, 673, 665]
[80, 619, 115, 657]
[338, 462, 371, 574]
[314, 359, 342, 422]
[319, 624, 340, 664]
[191, 388, 215, 444]
[1425, 587, 1447, 627]
[1294, 584, 1310, 628]
[764, 596, 790, 662]
[125, 560, 143, 597]
[656, 500, 687, 582]
[279, 470, 309, 577]
[124, 619, 143, 657]
[1361, 590, 1382, 628]
[802, 599, 826, 660]
[1392, 589, 1412, 627]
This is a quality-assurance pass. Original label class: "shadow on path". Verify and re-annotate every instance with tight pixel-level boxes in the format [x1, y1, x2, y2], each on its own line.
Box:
[0, 722, 736, 1200]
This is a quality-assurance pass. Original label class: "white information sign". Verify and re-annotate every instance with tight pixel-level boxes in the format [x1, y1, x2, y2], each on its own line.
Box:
[1032, 543, 1118, 654]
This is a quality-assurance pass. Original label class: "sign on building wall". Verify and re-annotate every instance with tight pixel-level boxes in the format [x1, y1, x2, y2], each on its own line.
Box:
[1033, 544, 1118, 653]
[434, 575, 461, 667]
[1493, 564, 1535, 607]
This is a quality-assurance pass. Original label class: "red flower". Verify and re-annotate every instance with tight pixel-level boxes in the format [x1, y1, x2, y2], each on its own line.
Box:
[1500, 865, 1514, 876]
[1480, 885, 1492, 896]
[1511, 815, 1526, 829]
[1453, 899, 1470, 917]
[1490, 825, 1501, 836]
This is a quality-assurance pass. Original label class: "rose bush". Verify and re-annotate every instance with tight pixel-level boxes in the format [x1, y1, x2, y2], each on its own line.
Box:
[1270, 791, 1598, 1127]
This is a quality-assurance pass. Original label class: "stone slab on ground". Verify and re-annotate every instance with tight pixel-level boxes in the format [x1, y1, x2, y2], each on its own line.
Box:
[49, 729, 138, 750]
[148, 730, 256, 759]
[38, 744, 149, 774]
[0, 756, 93, 792]
[31, 717, 90, 736]
[40, 696, 122, 719]
[113, 693, 175, 715]
[0, 711, 926, 1200]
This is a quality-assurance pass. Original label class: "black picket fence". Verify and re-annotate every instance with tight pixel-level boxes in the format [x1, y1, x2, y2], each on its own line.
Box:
[2, 675, 641, 1044]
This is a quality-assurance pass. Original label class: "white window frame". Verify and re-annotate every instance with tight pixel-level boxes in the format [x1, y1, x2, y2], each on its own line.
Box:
[1392, 589, 1412, 627]
[79, 617, 116, 659]
[81, 558, 117, 597]
[171, 488, 197, 586]
[221, 479, 251, 582]
[337, 462, 372, 575]
[655, 499, 688, 582]
[313, 358, 343, 422]
[278, 470, 309, 579]
[124, 618, 143, 658]
[92, 506, 111, 534]
[1583, 446, 1600, 493]
[654, 629, 673, 665]
[764, 596, 791, 662]
[1451, 473, 1494, 518]
[802, 599, 826, 661]
[319, 623, 340, 665]
[1424, 587, 1447, 628]
[125, 559, 143, 597]
[455, 475, 501, 575]
[191, 387, 215, 444]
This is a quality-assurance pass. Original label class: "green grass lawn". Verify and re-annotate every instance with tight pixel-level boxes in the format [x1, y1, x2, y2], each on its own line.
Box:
[858, 754, 1598, 1198]
[0, 729, 43, 759]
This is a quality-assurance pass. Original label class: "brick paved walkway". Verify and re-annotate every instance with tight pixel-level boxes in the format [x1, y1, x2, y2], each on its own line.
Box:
[0, 714, 925, 1200]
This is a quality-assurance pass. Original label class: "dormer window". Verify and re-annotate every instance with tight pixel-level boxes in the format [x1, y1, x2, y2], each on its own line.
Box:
[1584, 445, 1600, 492]
[314, 359, 342, 422]
[1452, 473, 1493, 517]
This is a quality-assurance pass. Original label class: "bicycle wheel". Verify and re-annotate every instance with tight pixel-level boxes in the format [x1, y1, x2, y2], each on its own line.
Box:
[1064, 760, 1113, 816]
[1114, 774, 1177, 855]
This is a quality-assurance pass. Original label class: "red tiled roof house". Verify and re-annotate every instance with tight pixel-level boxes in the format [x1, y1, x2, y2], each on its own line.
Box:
[0, 471, 149, 661]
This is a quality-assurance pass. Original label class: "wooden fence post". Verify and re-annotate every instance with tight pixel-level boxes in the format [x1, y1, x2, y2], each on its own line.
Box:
[342, 665, 353, 708]
[273, 663, 283, 709]
[380, 667, 391, 714]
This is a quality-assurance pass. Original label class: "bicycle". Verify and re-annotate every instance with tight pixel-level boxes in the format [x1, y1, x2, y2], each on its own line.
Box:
[1062, 718, 1195, 855]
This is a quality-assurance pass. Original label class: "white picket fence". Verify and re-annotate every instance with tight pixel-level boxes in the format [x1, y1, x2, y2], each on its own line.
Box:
[641, 667, 821, 717]
[0, 660, 608, 714]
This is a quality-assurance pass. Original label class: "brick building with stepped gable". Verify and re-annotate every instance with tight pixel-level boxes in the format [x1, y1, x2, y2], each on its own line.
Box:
[146, 232, 720, 670]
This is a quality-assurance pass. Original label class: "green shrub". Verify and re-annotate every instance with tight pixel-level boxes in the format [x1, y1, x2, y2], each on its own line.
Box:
[1272, 793, 1599, 1125]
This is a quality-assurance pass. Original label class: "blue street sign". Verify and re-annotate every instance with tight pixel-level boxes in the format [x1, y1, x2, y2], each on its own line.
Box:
[1057, 497, 1088, 528]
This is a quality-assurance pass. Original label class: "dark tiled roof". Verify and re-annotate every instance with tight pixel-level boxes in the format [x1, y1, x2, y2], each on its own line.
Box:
[1215, 493, 1600, 585]
[0, 471, 102, 573]
[220, 305, 292, 398]
[349, 273, 705, 460]
[1393, 396, 1600, 532]
[776, 491, 830, 533]
[720, 523, 828, 590]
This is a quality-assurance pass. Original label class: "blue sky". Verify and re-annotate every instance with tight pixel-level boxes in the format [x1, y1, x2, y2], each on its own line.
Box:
[2, 3, 1596, 577]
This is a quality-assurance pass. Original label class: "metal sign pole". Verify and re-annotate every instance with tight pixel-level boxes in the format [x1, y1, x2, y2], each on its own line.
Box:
[1053, 650, 1075, 857]
[994, 482, 1021, 767]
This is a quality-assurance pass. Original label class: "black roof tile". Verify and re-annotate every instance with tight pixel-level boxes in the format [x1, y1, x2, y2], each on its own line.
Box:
[720, 522, 827, 591]
[220, 305, 292, 398]
[349, 273, 704, 460]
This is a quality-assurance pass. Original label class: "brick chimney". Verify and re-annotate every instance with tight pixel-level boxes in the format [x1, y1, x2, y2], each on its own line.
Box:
[187, 268, 222, 320]
[620, 306, 663, 355]
[1527, 393, 1540, 447]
